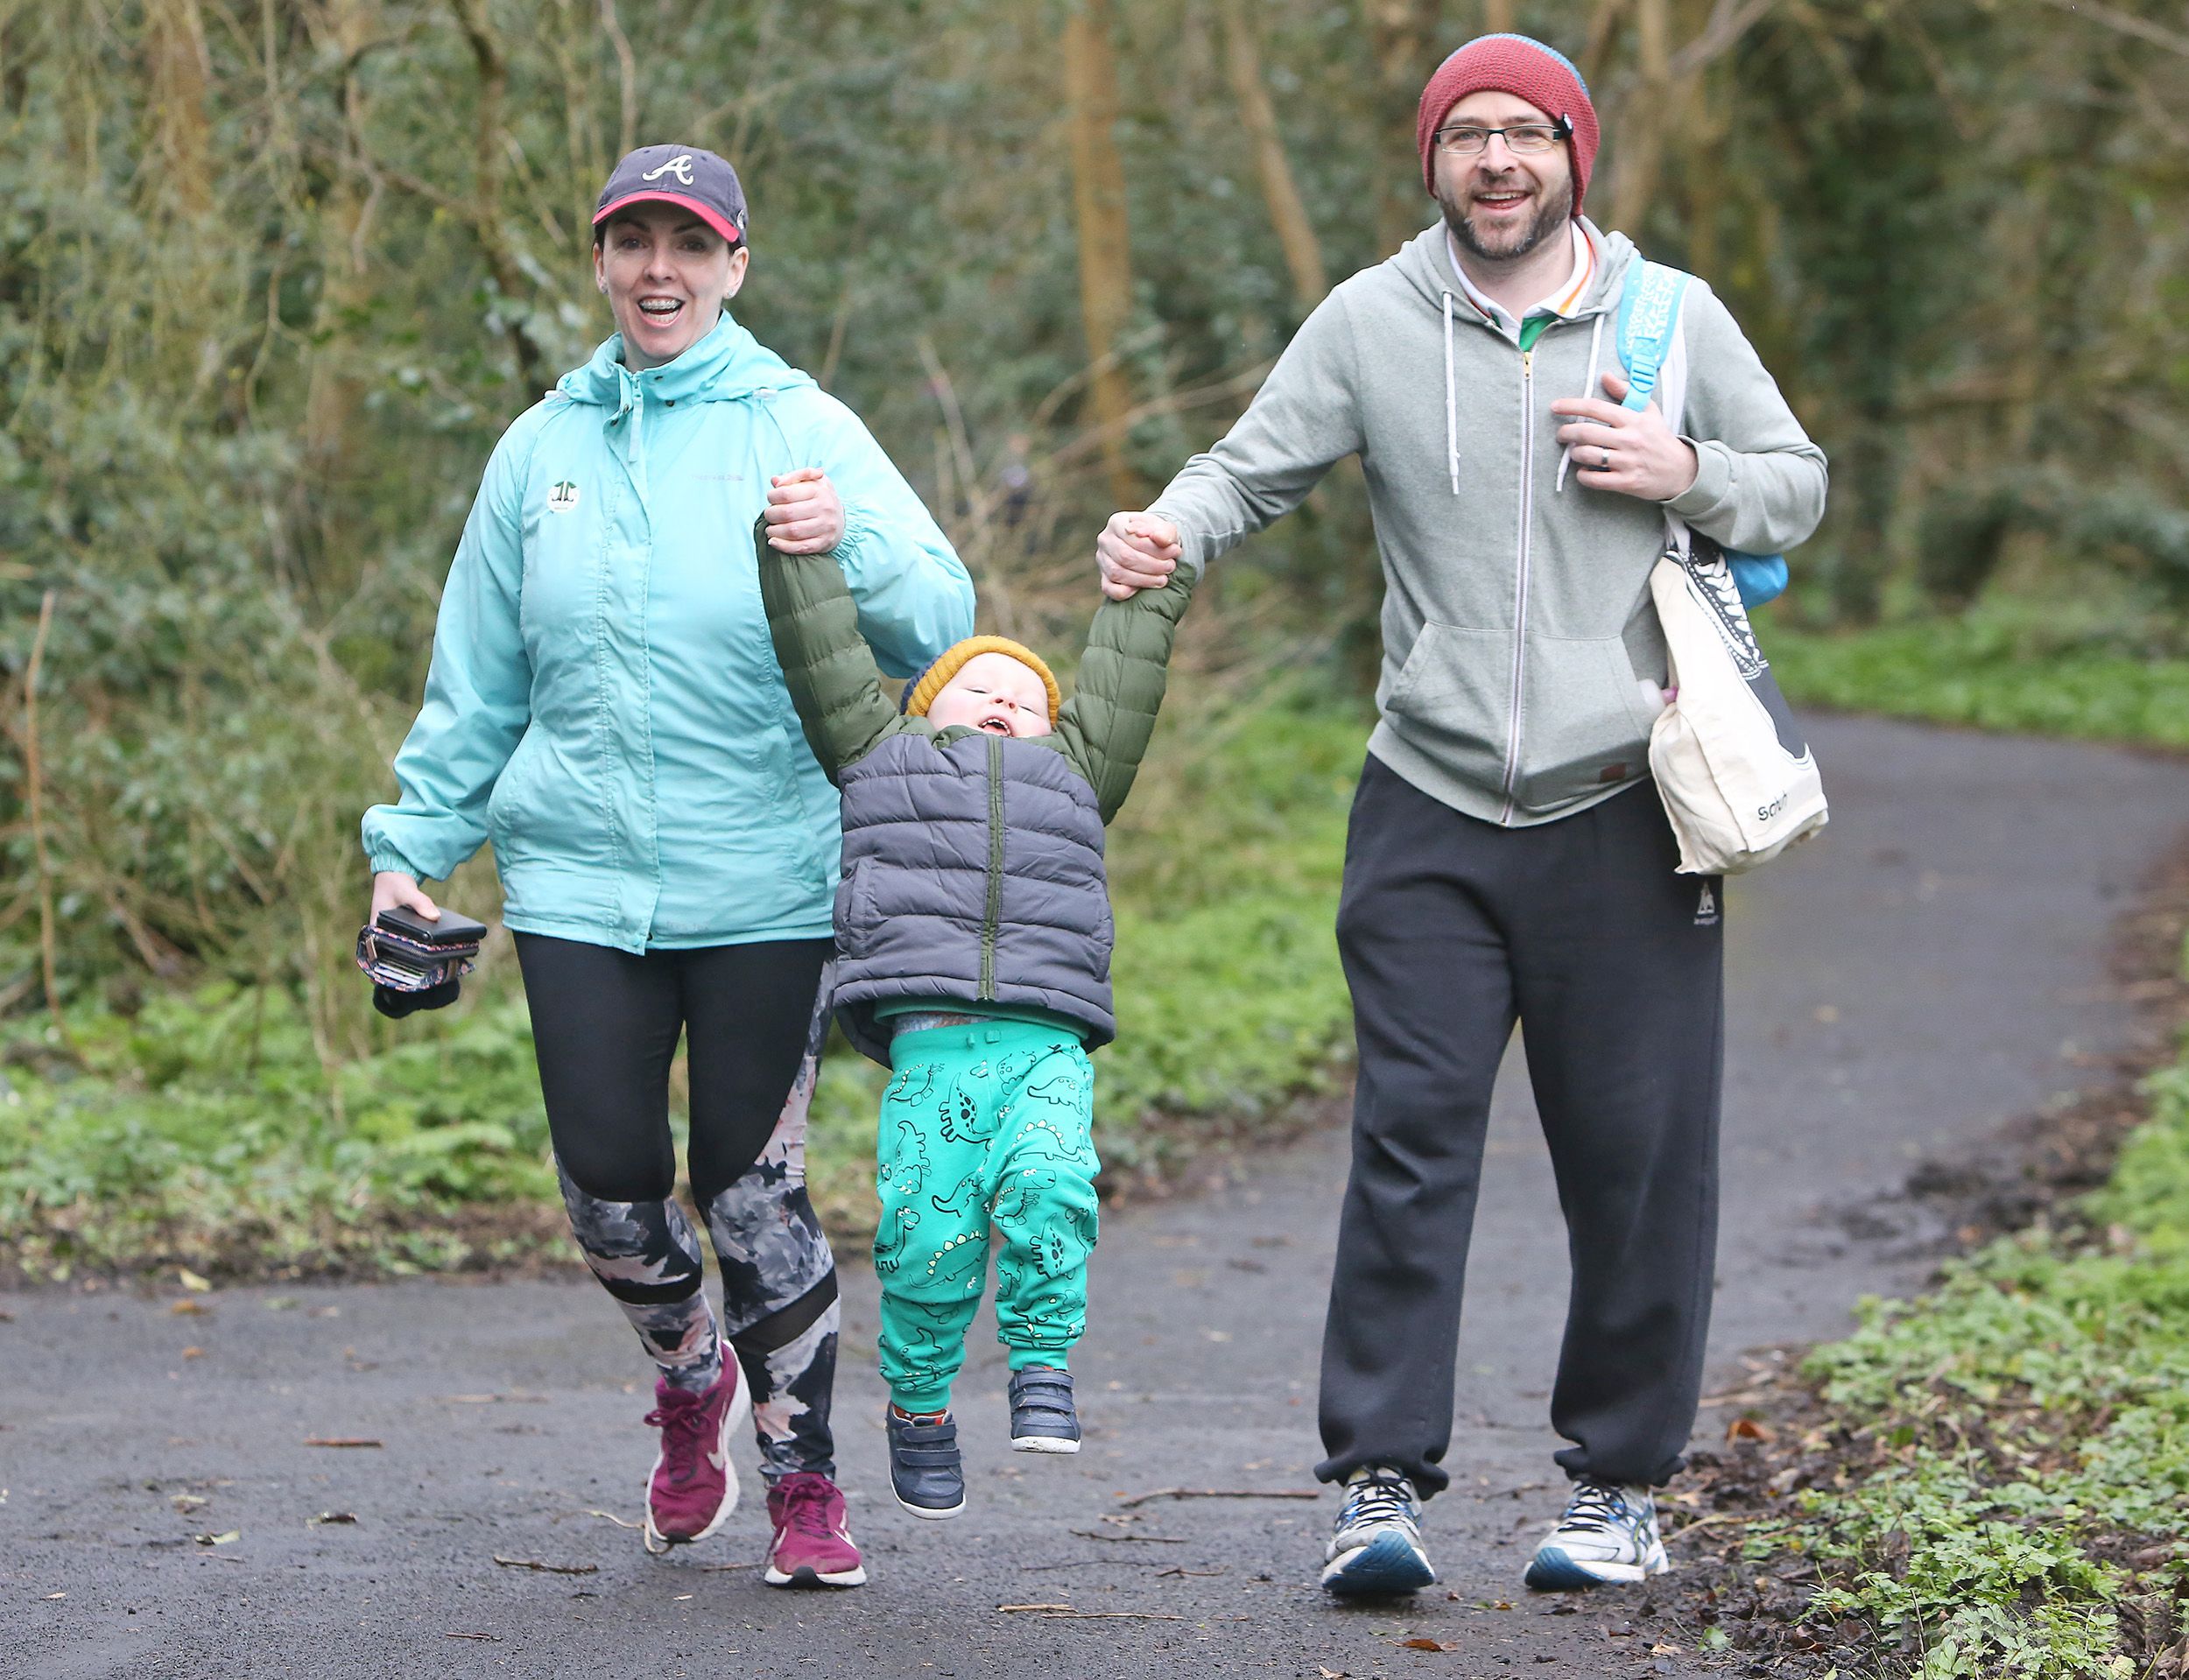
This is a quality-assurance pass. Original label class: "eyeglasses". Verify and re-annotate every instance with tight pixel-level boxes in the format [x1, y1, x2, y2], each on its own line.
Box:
[1433, 119, 1572, 156]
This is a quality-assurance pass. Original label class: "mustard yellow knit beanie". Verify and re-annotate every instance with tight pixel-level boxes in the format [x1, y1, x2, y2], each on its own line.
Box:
[901, 636, 1062, 723]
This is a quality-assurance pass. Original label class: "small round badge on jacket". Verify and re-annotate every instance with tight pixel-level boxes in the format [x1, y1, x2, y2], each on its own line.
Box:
[547, 480, 581, 513]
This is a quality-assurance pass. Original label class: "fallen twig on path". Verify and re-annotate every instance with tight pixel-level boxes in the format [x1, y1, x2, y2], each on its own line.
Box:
[1116, 1486, 1320, 1508]
[1665, 1511, 1756, 1543]
[303, 1437, 382, 1449]
[493, 1555, 597, 1575]
[1067, 1527, 1186, 1544]
[996, 1604, 1186, 1620]
[444, 1632, 501, 1641]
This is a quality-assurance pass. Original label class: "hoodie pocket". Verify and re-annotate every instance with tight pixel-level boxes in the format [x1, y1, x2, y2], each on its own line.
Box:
[1510, 633, 1659, 816]
[1380, 623, 1516, 795]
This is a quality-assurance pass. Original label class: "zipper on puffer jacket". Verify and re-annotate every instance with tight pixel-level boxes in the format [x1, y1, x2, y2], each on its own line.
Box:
[1499, 346, 1537, 826]
[979, 735, 1004, 999]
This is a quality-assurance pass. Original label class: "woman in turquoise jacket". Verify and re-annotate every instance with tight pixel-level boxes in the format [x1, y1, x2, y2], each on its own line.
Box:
[360, 145, 973, 1588]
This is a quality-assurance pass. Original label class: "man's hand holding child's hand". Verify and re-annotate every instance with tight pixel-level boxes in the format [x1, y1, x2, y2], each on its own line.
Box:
[765, 467, 847, 554]
[1095, 512, 1181, 600]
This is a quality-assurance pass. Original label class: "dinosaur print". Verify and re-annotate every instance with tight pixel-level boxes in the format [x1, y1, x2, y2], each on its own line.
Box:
[883, 1117, 932, 1200]
[1025, 1074, 1085, 1109]
[875, 1206, 923, 1276]
[884, 1063, 937, 1108]
[1010, 1114, 1092, 1163]
[939, 1079, 1000, 1144]
[930, 1169, 986, 1215]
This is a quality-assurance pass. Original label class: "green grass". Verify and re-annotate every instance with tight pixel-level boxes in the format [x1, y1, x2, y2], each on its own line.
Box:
[1769, 612, 2189, 749]
[0, 692, 1365, 1280]
[1756, 1017, 2189, 1676]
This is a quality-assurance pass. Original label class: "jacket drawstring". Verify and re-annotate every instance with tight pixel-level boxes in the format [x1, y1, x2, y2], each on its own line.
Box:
[1556, 312, 1606, 495]
[1441, 292, 1459, 496]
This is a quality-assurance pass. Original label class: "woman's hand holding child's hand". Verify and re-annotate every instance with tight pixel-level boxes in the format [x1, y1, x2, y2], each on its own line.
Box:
[765, 468, 848, 554]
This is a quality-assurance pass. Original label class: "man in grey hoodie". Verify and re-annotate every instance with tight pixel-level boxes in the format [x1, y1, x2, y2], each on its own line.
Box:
[1096, 33, 1826, 1597]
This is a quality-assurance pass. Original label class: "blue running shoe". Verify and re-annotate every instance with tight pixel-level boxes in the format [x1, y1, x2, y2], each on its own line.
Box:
[1008, 1367, 1081, 1454]
[885, 1406, 966, 1520]
[1524, 1479, 1669, 1590]
[1320, 1466, 1436, 1596]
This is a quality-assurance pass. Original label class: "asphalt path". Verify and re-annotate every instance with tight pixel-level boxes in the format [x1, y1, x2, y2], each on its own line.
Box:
[6, 714, 2187, 1680]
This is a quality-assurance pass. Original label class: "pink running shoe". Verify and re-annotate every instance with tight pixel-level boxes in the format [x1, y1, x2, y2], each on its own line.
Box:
[763, 1471, 868, 1588]
[642, 1359, 751, 1550]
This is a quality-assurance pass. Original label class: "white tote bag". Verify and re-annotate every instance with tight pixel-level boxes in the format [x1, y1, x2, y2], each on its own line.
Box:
[1627, 264, 1827, 875]
[1647, 540, 1827, 875]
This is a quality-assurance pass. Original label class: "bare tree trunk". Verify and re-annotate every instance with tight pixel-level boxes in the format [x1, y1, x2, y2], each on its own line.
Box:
[1062, 0, 1137, 509]
[1366, 0, 1434, 257]
[452, 0, 545, 393]
[1608, 0, 1671, 233]
[1220, 0, 1327, 312]
[146, 0, 212, 214]
[302, 0, 382, 599]
[1581, 0, 1631, 90]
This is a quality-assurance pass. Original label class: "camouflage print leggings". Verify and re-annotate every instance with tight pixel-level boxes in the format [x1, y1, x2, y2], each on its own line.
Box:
[514, 934, 841, 1483]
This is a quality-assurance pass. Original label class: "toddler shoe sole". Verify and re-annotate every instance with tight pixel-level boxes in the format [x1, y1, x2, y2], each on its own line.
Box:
[892, 1488, 967, 1520]
[1010, 1434, 1080, 1454]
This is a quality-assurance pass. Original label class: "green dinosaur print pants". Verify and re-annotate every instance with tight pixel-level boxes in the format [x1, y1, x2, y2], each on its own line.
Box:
[873, 1018, 1100, 1414]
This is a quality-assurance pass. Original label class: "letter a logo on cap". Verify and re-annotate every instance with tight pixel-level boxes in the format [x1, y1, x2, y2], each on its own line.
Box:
[640, 153, 695, 186]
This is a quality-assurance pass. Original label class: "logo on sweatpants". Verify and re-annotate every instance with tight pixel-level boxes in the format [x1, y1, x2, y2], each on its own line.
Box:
[1694, 883, 1720, 926]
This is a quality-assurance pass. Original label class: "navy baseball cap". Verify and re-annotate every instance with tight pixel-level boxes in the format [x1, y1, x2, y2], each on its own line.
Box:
[594, 144, 749, 246]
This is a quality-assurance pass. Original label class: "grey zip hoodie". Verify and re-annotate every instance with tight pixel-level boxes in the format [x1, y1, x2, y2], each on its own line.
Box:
[1150, 218, 1827, 827]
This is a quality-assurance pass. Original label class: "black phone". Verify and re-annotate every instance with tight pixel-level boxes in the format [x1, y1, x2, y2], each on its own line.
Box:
[377, 905, 489, 946]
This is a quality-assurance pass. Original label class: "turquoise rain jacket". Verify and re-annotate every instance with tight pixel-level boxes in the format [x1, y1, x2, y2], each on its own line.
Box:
[361, 313, 975, 951]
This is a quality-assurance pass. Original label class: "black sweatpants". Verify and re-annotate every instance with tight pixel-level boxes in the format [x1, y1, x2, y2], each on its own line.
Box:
[514, 933, 841, 1480]
[1317, 756, 1724, 1498]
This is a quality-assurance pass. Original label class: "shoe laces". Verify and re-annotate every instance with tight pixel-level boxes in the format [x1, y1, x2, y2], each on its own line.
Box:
[644, 1388, 708, 1457]
[1339, 1467, 1416, 1529]
[777, 1475, 841, 1540]
[1559, 1478, 1634, 1535]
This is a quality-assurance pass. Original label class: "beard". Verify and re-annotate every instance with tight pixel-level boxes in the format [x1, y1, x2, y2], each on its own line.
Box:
[1439, 168, 1575, 264]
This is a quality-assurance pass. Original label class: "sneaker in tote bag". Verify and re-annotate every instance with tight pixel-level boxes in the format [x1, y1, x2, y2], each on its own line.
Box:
[1646, 533, 1827, 875]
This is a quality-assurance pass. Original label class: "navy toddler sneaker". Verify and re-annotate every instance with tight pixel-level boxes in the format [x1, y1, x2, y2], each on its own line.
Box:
[1007, 1366, 1081, 1454]
[884, 1406, 966, 1519]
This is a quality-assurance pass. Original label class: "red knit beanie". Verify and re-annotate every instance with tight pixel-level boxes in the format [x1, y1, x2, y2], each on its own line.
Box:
[1416, 33, 1600, 214]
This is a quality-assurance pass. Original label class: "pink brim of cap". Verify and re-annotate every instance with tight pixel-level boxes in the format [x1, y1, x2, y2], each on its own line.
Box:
[592, 191, 742, 245]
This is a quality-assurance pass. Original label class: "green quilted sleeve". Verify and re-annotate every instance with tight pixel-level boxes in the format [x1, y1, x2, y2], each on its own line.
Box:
[1053, 570, 1197, 824]
[755, 516, 915, 781]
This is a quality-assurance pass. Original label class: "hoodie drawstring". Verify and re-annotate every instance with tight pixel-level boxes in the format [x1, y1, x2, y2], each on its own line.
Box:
[1556, 312, 1606, 495]
[1441, 292, 1460, 497]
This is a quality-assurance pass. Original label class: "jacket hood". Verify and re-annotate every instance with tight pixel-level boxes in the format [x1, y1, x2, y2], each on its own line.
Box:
[557, 311, 815, 409]
[1390, 215, 1636, 320]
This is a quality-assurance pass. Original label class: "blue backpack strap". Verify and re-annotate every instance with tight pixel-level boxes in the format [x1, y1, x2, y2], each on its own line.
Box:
[1615, 259, 1690, 414]
[1619, 257, 1791, 609]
